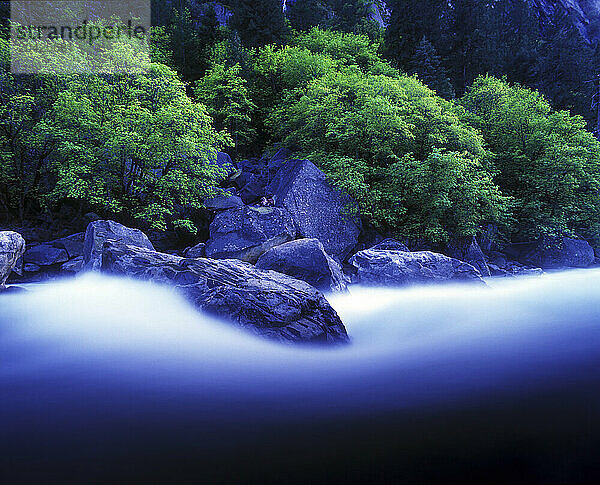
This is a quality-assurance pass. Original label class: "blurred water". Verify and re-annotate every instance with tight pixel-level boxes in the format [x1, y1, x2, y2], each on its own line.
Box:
[2, 271, 600, 482]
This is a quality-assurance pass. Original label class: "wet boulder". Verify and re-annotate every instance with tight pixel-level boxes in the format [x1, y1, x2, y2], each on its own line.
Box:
[204, 194, 244, 211]
[206, 206, 296, 264]
[508, 237, 595, 270]
[256, 238, 347, 293]
[101, 240, 349, 345]
[370, 239, 410, 252]
[350, 248, 484, 287]
[83, 220, 154, 271]
[183, 242, 206, 259]
[24, 244, 69, 267]
[0, 231, 25, 287]
[446, 236, 491, 277]
[267, 159, 361, 260]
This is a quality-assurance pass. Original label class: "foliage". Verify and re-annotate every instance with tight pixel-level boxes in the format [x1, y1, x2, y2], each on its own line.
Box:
[1, 32, 229, 229]
[195, 63, 257, 157]
[267, 70, 508, 241]
[461, 76, 600, 240]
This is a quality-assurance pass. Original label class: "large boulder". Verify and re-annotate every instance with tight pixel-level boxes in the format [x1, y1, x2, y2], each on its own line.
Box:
[350, 248, 484, 287]
[267, 159, 362, 261]
[205, 206, 296, 264]
[446, 236, 491, 277]
[101, 241, 349, 345]
[23, 245, 69, 267]
[0, 231, 25, 287]
[204, 194, 244, 211]
[507, 237, 595, 270]
[256, 238, 347, 293]
[83, 220, 154, 271]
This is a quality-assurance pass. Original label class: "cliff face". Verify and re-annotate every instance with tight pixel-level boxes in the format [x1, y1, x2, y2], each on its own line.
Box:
[532, 0, 600, 43]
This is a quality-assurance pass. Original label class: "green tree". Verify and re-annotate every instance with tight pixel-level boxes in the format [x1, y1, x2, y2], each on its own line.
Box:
[267, 70, 508, 241]
[195, 63, 257, 157]
[461, 75, 600, 240]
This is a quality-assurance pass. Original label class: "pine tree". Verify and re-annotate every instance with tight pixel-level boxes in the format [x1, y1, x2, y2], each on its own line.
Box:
[286, 0, 330, 31]
[384, 0, 447, 68]
[409, 37, 455, 99]
[227, 0, 290, 48]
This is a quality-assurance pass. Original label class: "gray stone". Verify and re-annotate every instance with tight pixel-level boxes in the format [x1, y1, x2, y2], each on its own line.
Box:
[510, 237, 595, 269]
[184, 243, 206, 259]
[350, 249, 484, 287]
[52, 233, 85, 259]
[206, 206, 296, 263]
[371, 239, 409, 252]
[256, 238, 347, 292]
[101, 240, 349, 345]
[61, 256, 84, 274]
[267, 159, 361, 260]
[0, 232, 25, 287]
[204, 195, 244, 211]
[83, 220, 155, 271]
[446, 236, 491, 277]
[23, 263, 41, 273]
[24, 244, 69, 267]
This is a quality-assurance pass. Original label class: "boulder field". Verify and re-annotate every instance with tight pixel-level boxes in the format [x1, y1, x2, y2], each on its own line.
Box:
[3, 152, 600, 343]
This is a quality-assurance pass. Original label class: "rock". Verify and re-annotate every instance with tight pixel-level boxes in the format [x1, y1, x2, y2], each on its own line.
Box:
[239, 174, 268, 204]
[370, 239, 410, 251]
[23, 244, 69, 267]
[256, 238, 347, 293]
[184, 243, 206, 259]
[23, 263, 41, 273]
[509, 237, 595, 269]
[537, 237, 595, 269]
[446, 236, 491, 277]
[83, 220, 155, 271]
[268, 147, 293, 174]
[267, 159, 362, 260]
[205, 206, 296, 264]
[101, 241, 349, 345]
[214, 151, 236, 178]
[84, 212, 102, 223]
[204, 195, 244, 211]
[0, 232, 26, 287]
[488, 263, 513, 277]
[61, 256, 84, 274]
[349, 249, 484, 287]
[52, 233, 85, 259]
[488, 251, 508, 269]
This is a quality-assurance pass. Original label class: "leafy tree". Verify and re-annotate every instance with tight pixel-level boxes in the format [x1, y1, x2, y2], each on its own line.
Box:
[43, 66, 230, 233]
[195, 63, 257, 157]
[267, 70, 508, 241]
[0, 26, 230, 231]
[461, 75, 600, 240]
[409, 37, 454, 100]
[293, 27, 397, 75]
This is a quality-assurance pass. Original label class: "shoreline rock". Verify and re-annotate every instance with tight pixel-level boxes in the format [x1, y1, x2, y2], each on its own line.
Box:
[256, 238, 347, 293]
[101, 240, 349, 345]
[1, 231, 26, 287]
[350, 248, 485, 287]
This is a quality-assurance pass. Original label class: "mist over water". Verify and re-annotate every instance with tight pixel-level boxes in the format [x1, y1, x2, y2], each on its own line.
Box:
[2, 271, 600, 482]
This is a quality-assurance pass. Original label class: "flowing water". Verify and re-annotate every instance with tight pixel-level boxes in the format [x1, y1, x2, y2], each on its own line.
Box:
[2, 271, 600, 483]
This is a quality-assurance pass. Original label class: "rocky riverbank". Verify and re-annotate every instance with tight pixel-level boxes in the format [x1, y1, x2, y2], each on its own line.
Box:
[2, 152, 599, 342]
